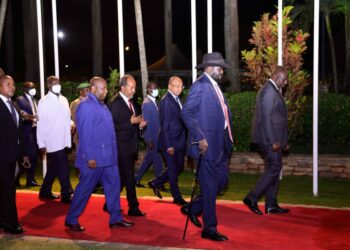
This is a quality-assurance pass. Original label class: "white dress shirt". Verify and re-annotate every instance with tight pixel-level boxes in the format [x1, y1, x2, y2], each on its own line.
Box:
[36, 91, 72, 153]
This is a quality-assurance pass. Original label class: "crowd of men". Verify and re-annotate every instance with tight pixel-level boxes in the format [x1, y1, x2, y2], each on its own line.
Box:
[0, 52, 290, 241]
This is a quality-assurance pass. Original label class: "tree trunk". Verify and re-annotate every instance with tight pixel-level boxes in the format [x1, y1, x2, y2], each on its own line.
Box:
[4, 0, 14, 74]
[164, 0, 172, 71]
[325, 14, 339, 93]
[134, 0, 148, 97]
[91, 0, 103, 76]
[22, 0, 39, 81]
[224, 0, 240, 93]
[345, 2, 350, 93]
[0, 0, 8, 48]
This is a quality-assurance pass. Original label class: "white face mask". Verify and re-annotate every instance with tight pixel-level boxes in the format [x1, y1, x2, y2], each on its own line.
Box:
[28, 88, 36, 96]
[51, 84, 61, 94]
[151, 89, 159, 98]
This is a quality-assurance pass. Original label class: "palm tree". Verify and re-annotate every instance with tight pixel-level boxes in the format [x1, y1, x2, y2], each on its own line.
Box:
[341, 0, 350, 93]
[91, 0, 103, 76]
[0, 0, 8, 48]
[224, 0, 240, 93]
[134, 0, 148, 97]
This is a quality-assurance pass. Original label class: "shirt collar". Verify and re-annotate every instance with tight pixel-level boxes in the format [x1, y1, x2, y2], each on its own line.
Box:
[119, 91, 131, 103]
[168, 90, 178, 100]
[0, 94, 10, 103]
[269, 79, 280, 91]
[204, 72, 219, 87]
[147, 94, 156, 103]
[25, 92, 32, 100]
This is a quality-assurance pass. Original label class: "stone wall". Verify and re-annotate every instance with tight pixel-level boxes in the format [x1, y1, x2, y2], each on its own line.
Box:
[227, 153, 350, 179]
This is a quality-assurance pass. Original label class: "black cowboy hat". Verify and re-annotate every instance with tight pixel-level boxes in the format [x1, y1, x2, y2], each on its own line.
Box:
[196, 52, 230, 69]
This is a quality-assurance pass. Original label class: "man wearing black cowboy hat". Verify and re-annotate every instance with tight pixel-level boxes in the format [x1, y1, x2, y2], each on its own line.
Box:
[181, 52, 233, 241]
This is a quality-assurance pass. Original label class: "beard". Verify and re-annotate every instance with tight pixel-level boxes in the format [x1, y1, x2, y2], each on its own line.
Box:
[210, 72, 222, 83]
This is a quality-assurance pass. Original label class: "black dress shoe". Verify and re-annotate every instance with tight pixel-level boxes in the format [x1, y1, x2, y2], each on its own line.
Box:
[180, 205, 202, 228]
[109, 219, 135, 228]
[243, 197, 263, 215]
[265, 204, 290, 214]
[2, 224, 25, 234]
[135, 182, 146, 188]
[39, 193, 60, 200]
[173, 198, 188, 206]
[103, 203, 108, 212]
[128, 209, 146, 217]
[159, 185, 166, 191]
[148, 181, 162, 199]
[201, 231, 228, 241]
[26, 180, 41, 187]
[65, 222, 85, 232]
[61, 197, 72, 204]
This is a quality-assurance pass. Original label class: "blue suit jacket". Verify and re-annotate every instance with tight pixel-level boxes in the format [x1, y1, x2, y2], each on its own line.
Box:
[251, 80, 288, 148]
[142, 96, 160, 145]
[75, 93, 118, 168]
[158, 91, 186, 151]
[181, 74, 233, 161]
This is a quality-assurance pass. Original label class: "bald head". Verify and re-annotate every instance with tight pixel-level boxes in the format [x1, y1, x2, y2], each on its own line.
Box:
[271, 66, 288, 89]
[0, 75, 15, 98]
[168, 76, 183, 96]
[0, 68, 4, 76]
[89, 76, 108, 101]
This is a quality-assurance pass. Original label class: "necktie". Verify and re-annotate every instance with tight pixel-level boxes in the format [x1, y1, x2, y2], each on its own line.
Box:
[175, 96, 182, 109]
[7, 100, 18, 126]
[213, 84, 233, 142]
[128, 99, 135, 114]
[31, 96, 37, 114]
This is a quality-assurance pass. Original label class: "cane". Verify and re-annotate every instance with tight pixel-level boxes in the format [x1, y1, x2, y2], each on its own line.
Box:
[182, 152, 202, 240]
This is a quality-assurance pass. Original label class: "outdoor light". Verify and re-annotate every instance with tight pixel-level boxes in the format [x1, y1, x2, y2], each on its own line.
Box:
[58, 31, 65, 39]
[125, 46, 130, 51]
[65, 64, 69, 68]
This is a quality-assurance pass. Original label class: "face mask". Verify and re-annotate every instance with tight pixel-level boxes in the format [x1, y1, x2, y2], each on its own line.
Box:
[151, 89, 159, 98]
[28, 88, 36, 96]
[51, 84, 61, 94]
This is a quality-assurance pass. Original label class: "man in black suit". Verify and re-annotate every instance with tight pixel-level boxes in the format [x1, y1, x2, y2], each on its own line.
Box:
[15, 81, 40, 187]
[243, 66, 290, 215]
[0, 75, 30, 234]
[108, 74, 147, 217]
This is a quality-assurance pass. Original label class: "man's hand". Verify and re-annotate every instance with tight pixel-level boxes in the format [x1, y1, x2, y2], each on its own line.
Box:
[39, 148, 47, 156]
[22, 156, 31, 168]
[88, 160, 97, 169]
[140, 118, 147, 129]
[199, 139, 208, 155]
[71, 122, 76, 135]
[130, 115, 143, 124]
[283, 144, 290, 152]
[167, 147, 175, 155]
[23, 114, 38, 121]
[272, 143, 281, 152]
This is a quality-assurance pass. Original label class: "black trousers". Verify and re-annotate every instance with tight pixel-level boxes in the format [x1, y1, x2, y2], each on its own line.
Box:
[247, 144, 283, 207]
[118, 152, 139, 211]
[0, 161, 19, 227]
[40, 148, 71, 199]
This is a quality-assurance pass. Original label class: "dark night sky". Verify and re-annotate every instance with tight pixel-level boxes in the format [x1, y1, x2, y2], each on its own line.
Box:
[1, 0, 344, 82]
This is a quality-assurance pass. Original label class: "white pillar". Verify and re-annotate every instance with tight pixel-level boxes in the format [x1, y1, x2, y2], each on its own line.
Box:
[207, 0, 212, 53]
[117, 0, 125, 76]
[52, 0, 60, 77]
[36, 0, 47, 177]
[191, 0, 197, 82]
[313, 0, 320, 196]
[278, 0, 283, 66]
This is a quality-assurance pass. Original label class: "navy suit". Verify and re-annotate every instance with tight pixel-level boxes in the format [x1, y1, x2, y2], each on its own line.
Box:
[135, 96, 163, 183]
[151, 91, 186, 200]
[247, 80, 288, 207]
[108, 94, 140, 211]
[66, 93, 122, 225]
[0, 98, 25, 228]
[181, 73, 232, 235]
[15, 95, 39, 184]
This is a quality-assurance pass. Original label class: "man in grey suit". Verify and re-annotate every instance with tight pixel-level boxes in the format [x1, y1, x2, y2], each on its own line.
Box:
[243, 66, 290, 215]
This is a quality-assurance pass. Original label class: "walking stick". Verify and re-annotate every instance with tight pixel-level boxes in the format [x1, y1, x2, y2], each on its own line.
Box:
[182, 152, 202, 240]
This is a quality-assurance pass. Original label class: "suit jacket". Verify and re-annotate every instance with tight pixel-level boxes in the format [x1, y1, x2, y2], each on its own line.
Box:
[181, 74, 233, 161]
[75, 93, 118, 168]
[142, 96, 160, 145]
[108, 93, 140, 155]
[158, 91, 186, 151]
[16, 95, 37, 134]
[251, 80, 288, 148]
[0, 98, 24, 165]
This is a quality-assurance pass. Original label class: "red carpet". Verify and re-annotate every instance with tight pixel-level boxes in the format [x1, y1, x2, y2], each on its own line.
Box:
[5, 191, 350, 249]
